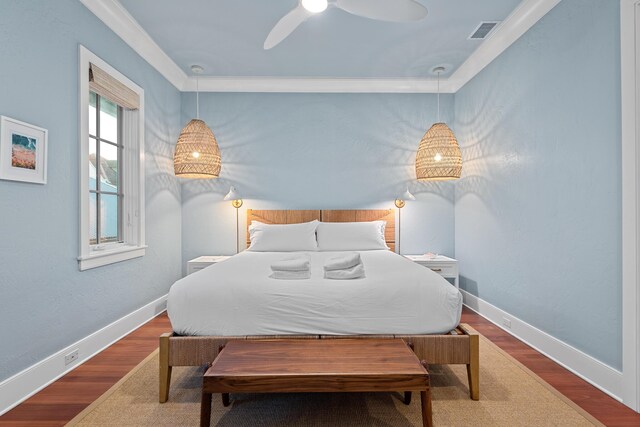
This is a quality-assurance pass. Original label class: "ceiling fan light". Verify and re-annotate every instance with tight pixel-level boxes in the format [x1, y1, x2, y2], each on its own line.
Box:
[301, 0, 328, 13]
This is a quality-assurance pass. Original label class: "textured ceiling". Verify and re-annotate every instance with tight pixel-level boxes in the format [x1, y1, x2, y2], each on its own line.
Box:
[118, 0, 522, 78]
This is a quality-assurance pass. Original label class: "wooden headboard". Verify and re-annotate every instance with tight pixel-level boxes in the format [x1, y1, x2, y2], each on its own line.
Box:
[246, 209, 395, 252]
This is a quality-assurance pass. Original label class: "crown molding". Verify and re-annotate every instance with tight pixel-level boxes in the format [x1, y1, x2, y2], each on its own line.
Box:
[79, 0, 187, 90]
[183, 77, 455, 93]
[82, 0, 562, 94]
[448, 0, 563, 92]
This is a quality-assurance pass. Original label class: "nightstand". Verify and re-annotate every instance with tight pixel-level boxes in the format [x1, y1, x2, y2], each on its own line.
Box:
[187, 256, 231, 275]
[404, 255, 459, 288]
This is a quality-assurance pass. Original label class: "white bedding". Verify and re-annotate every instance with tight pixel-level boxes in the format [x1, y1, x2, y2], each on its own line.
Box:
[168, 250, 462, 336]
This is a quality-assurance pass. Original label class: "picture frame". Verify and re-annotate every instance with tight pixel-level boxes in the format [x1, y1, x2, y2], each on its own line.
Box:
[0, 115, 48, 184]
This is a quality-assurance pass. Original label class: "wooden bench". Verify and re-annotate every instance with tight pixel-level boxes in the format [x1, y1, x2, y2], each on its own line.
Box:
[201, 339, 433, 427]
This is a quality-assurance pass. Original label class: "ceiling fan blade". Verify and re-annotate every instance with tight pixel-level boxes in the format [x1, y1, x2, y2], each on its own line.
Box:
[335, 0, 427, 22]
[264, 5, 312, 50]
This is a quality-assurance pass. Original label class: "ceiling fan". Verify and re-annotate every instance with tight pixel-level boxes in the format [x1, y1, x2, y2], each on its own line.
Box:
[264, 0, 428, 49]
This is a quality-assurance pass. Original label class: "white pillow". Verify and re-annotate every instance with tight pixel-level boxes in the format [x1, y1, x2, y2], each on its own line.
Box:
[248, 220, 319, 252]
[316, 221, 389, 251]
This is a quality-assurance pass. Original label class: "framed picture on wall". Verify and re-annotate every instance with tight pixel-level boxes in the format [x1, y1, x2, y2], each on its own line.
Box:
[0, 115, 48, 184]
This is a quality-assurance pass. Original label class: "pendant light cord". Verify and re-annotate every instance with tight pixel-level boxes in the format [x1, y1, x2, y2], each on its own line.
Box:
[196, 74, 200, 119]
[437, 70, 440, 122]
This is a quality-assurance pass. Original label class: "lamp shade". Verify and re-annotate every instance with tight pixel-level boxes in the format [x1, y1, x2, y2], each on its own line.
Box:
[415, 122, 462, 180]
[399, 188, 416, 201]
[223, 186, 241, 201]
[394, 188, 415, 209]
[174, 119, 221, 178]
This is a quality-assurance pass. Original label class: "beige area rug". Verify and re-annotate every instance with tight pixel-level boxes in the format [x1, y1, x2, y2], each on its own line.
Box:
[67, 337, 602, 426]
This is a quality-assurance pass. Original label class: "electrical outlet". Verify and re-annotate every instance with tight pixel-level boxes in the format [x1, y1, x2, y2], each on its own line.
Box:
[502, 317, 512, 329]
[65, 349, 79, 366]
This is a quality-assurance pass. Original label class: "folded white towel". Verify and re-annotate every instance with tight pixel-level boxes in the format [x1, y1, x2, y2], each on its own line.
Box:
[270, 270, 311, 280]
[323, 252, 362, 271]
[324, 263, 365, 280]
[271, 256, 310, 272]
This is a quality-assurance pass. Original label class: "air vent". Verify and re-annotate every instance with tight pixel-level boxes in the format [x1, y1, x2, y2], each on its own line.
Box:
[468, 21, 499, 40]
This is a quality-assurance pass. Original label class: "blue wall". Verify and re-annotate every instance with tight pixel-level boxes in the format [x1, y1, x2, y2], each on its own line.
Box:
[180, 92, 456, 269]
[0, 0, 182, 381]
[454, 0, 621, 368]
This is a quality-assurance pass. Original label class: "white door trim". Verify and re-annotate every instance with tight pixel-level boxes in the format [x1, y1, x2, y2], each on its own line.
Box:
[621, 0, 640, 412]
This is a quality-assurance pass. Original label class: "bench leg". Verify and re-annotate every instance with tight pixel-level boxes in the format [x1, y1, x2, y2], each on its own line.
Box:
[404, 391, 412, 405]
[159, 333, 172, 403]
[467, 332, 480, 400]
[404, 341, 414, 405]
[420, 390, 433, 427]
[420, 360, 433, 427]
[200, 392, 212, 427]
[222, 393, 230, 407]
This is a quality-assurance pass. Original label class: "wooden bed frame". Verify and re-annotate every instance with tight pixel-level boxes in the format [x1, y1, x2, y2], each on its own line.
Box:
[159, 209, 479, 402]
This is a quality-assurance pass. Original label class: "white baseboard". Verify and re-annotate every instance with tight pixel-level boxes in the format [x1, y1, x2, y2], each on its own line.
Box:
[461, 289, 623, 401]
[0, 294, 168, 415]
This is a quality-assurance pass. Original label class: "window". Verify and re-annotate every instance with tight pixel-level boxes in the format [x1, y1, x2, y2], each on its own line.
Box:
[89, 92, 123, 245]
[78, 46, 145, 271]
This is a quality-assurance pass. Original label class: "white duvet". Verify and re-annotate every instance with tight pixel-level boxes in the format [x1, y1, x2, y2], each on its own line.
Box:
[168, 250, 462, 336]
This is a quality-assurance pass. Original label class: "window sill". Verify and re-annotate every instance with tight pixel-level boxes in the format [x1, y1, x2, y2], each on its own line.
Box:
[78, 245, 147, 271]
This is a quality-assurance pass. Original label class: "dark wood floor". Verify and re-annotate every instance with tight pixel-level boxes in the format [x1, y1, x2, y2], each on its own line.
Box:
[1, 308, 639, 426]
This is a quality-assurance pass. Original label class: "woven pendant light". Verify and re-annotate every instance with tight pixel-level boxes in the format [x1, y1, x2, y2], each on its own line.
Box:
[174, 65, 221, 179]
[415, 67, 462, 181]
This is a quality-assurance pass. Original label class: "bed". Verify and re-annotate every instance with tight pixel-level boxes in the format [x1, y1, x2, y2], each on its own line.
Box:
[160, 209, 479, 402]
